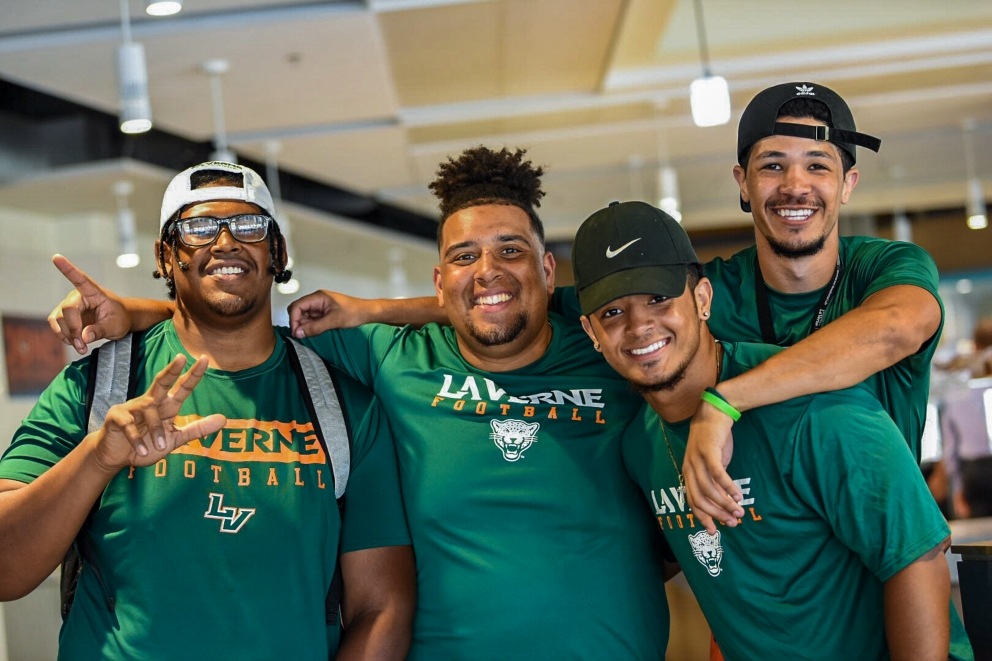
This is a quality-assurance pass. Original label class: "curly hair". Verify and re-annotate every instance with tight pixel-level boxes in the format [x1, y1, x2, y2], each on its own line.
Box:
[428, 146, 547, 248]
[153, 215, 293, 300]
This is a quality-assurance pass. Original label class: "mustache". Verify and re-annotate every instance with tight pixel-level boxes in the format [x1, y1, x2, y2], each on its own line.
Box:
[768, 195, 822, 209]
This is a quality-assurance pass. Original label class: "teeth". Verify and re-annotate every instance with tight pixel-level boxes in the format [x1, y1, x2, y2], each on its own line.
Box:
[630, 340, 666, 355]
[776, 209, 814, 220]
[475, 293, 511, 305]
[213, 266, 244, 275]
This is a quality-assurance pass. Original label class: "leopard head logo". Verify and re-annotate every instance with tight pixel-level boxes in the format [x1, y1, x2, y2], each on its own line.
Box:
[490, 419, 539, 462]
[688, 529, 724, 577]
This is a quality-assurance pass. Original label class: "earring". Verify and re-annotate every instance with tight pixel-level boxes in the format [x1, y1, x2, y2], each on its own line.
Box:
[593, 341, 601, 352]
[702, 310, 710, 319]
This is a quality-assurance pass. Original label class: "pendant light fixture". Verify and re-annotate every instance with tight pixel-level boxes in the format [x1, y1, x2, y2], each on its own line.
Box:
[689, 0, 730, 127]
[118, 0, 152, 134]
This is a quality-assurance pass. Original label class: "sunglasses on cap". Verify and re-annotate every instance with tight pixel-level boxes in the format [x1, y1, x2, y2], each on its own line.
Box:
[173, 213, 272, 247]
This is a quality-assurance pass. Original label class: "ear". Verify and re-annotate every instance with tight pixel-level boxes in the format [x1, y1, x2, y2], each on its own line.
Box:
[840, 167, 860, 205]
[433, 264, 444, 307]
[155, 239, 173, 279]
[694, 277, 714, 320]
[732, 164, 749, 207]
[579, 315, 598, 348]
[542, 250, 556, 295]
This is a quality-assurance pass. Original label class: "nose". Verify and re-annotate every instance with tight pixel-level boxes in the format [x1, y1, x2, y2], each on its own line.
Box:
[780, 164, 812, 198]
[211, 225, 242, 252]
[624, 303, 655, 336]
[474, 249, 502, 282]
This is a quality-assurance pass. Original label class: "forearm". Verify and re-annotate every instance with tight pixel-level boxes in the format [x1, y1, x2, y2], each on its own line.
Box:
[0, 435, 119, 600]
[121, 297, 174, 332]
[337, 545, 415, 660]
[883, 539, 951, 661]
[718, 287, 939, 412]
[367, 296, 447, 328]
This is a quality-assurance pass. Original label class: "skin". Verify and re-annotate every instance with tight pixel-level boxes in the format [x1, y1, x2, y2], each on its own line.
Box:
[583, 281, 951, 660]
[683, 117, 943, 534]
[23, 199, 416, 658]
[432, 204, 555, 372]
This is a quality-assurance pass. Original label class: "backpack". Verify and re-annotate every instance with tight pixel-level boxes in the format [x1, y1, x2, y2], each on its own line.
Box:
[59, 332, 351, 626]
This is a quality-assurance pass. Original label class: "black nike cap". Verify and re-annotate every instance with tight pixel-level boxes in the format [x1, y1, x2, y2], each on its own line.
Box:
[572, 201, 699, 316]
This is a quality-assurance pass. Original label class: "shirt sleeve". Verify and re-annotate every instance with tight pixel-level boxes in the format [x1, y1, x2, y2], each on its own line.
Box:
[787, 387, 950, 582]
[0, 359, 91, 484]
[279, 324, 399, 388]
[854, 240, 940, 301]
[334, 374, 410, 553]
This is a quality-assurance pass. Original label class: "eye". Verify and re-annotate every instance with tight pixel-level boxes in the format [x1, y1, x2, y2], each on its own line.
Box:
[648, 295, 669, 305]
[451, 253, 477, 264]
[600, 306, 622, 319]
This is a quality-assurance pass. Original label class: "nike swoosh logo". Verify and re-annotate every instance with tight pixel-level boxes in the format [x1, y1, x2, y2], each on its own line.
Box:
[605, 238, 641, 258]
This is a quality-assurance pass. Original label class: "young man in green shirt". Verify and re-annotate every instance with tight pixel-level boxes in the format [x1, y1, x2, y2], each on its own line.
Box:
[45, 149, 671, 659]
[572, 200, 972, 661]
[2, 162, 414, 659]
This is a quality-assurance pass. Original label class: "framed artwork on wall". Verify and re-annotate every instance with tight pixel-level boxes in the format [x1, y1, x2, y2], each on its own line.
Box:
[2, 315, 68, 397]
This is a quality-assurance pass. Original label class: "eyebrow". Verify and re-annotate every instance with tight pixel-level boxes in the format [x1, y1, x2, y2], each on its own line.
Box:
[443, 233, 533, 258]
[753, 148, 837, 161]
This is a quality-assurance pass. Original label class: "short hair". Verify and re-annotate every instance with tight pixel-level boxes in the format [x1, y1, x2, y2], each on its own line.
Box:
[428, 146, 546, 249]
[740, 98, 855, 173]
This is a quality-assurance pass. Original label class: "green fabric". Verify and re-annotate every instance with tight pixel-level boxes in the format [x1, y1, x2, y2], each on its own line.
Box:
[621, 341, 972, 660]
[554, 236, 944, 461]
[704, 236, 943, 460]
[296, 314, 670, 660]
[0, 321, 409, 660]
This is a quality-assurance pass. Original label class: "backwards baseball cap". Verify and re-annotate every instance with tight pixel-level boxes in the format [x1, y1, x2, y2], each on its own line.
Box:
[160, 161, 279, 230]
[572, 201, 699, 316]
[736, 82, 882, 212]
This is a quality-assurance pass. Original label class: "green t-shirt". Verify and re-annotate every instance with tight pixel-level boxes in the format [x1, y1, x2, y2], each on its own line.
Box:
[704, 236, 943, 460]
[621, 341, 972, 660]
[297, 313, 670, 660]
[0, 321, 409, 660]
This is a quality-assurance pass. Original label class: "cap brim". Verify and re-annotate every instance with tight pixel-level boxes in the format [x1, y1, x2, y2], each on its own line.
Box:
[578, 265, 688, 316]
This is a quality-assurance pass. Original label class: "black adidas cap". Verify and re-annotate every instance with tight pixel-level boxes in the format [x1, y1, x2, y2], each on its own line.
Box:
[736, 82, 882, 212]
[572, 201, 699, 316]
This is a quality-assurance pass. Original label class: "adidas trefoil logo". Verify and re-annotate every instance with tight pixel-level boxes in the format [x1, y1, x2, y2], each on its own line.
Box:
[795, 84, 815, 96]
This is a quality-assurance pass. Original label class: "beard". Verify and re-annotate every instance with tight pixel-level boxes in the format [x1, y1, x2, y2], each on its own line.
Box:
[767, 231, 828, 259]
[627, 353, 692, 395]
[465, 311, 529, 346]
[205, 293, 257, 318]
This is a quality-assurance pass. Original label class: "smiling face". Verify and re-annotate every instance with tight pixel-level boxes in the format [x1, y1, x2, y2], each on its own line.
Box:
[734, 116, 860, 259]
[580, 277, 712, 395]
[158, 199, 276, 324]
[433, 203, 555, 371]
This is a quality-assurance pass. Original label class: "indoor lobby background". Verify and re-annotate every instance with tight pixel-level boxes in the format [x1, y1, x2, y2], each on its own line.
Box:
[1, 1, 991, 659]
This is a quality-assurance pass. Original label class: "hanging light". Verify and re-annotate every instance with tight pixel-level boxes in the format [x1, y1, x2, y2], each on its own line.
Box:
[118, 0, 152, 134]
[657, 165, 682, 222]
[962, 120, 988, 230]
[689, 0, 730, 127]
[145, 0, 182, 16]
[203, 59, 237, 164]
[113, 181, 140, 268]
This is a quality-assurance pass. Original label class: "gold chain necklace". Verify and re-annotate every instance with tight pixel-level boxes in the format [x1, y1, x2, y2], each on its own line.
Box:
[657, 341, 723, 493]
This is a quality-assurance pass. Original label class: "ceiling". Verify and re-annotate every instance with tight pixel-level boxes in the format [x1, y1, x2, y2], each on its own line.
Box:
[1, 0, 991, 271]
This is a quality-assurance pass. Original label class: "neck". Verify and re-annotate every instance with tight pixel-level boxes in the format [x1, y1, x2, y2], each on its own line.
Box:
[171, 308, 277, 371]
[755, 235, 840, 294]
[643, 331, 722, 423]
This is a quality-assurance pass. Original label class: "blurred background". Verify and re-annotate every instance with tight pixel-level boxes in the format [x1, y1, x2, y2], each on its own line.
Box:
[1, 1, 991, 658]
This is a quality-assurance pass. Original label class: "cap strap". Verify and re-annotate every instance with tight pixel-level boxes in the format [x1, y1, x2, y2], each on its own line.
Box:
[772, 122, 881, 153]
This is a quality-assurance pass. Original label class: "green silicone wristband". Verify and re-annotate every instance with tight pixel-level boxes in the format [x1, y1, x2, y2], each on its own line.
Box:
[701, 387, 742, 422]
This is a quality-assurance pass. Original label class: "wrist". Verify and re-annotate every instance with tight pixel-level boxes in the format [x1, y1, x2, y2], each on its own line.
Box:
[701, 387, 742, 422]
